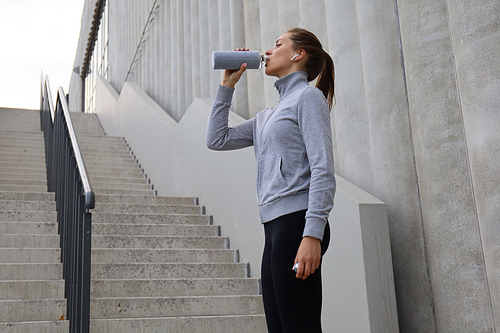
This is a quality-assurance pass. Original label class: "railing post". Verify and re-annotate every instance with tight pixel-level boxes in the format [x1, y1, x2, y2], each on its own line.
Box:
[81, 210, 92, 333]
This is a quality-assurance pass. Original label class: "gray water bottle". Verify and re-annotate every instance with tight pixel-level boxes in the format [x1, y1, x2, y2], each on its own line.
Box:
[212, 51, 268, 70]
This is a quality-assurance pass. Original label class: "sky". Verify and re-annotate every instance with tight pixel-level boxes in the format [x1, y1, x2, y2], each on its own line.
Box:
[0, 0, 84, 110]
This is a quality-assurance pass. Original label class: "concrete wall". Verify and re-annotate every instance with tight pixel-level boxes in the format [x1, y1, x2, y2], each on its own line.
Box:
[93, 75, 399, 332]
[69, 0, 500, 331]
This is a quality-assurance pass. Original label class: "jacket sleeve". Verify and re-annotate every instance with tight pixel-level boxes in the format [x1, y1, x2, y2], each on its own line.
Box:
[297, 87, 336, 240]
[206, 85, 254, 151]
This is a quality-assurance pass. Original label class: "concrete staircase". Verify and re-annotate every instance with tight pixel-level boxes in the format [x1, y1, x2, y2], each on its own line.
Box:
[0, 108, 69, 332]
[69, 112, 266, 332]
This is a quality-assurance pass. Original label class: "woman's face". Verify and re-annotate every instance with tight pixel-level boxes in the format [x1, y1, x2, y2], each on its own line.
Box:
[265, 33, 300, 78]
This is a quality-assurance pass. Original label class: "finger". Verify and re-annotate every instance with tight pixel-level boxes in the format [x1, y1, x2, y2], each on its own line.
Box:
[296, 262, 303, 279]
[302, 264, 311, 280]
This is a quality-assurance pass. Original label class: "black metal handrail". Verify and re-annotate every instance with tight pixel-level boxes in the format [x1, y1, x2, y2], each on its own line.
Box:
[40, 74, 94, 333]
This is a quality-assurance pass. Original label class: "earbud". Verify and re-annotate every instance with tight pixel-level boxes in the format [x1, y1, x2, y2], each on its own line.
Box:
[291, 54, 299, 61]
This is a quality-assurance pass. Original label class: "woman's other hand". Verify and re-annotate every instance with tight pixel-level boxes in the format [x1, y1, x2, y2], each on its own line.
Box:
[294, 236, 322, 280]
[222, 48, 249, 88]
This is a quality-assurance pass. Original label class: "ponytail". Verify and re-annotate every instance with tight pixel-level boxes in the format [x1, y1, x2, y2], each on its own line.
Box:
[316, 51, 335, 110]
[287, 27, 335, 110]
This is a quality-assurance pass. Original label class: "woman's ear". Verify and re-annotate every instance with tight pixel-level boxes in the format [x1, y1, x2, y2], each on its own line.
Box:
[296, 49, 306, 61]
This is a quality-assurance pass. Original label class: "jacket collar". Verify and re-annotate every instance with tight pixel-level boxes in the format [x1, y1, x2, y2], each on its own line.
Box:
[274, 71, 309, 99]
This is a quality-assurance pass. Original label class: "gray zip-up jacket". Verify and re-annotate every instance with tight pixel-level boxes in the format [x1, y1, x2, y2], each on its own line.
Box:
[206, 71, 335, 240]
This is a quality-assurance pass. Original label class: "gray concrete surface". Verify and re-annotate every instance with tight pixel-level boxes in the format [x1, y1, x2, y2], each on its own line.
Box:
[67, 0, 500, 331]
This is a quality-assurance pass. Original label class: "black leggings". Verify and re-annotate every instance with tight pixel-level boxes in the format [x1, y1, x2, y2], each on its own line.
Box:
[261, 210, 330, 333]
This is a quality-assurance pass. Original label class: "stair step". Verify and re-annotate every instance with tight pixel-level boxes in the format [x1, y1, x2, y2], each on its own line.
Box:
[0, 299, 66, 322]
[0, 320, 69, 332]
[92, 262, 250, 279]
[0, 222, 58, 235]
[93, 203, 202, 215]
[92, 235, 228, 249]
[85, 156, 138, 164]
[90, 295, 263, 319]
[0, 200, 55, 212]
[92, 212, 210, 225]
[91, 248, 238, 263]
[0, 140, 44, 147]
[89, 315, 266, 333]
[0, 167, 46, 175]
[95, 194, 196, 205]
[0, 192, 54, 201]
[0, 280, 65, 300]
[81, 148, 133, 157]
[1, 155, 46, 164]
[0, 264, 63, 280]
[92, 182, 152, 191]
[92, 223, 218, 237]
[91, 177, 150, 185]
[0, 179, 47, 187]
[79, 141, 128, 149]
[0, 148, 45, 156]
[0, 210, 57, 222]
[0, 248, 60, 263]
[0, 132, 43, 139]
[0, 185, 48, 193]
[85, 163, 141, 172]
[0, 161, 46, 170]
[0, 235, 60, 248]
[0, 173, 47, 181]
[88, 170, 144, 179]
[93, 188, 156, 196]
[91, 278, 260, 298]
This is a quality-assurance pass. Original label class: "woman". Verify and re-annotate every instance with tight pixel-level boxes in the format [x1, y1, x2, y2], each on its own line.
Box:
[206, 27, 336, 333]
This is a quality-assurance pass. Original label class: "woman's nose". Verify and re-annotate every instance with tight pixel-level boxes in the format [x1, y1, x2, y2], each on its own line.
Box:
[265, 49, 272, 56]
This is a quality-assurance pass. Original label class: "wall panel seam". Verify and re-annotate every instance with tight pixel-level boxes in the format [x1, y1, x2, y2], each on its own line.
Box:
[443, 1, 496, 330]
[393, 0, 438, 330]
